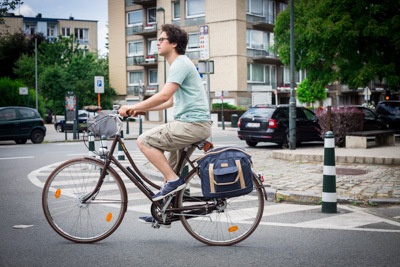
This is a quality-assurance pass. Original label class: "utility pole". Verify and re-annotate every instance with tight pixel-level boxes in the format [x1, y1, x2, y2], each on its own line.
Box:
[289, 0, 296, 150]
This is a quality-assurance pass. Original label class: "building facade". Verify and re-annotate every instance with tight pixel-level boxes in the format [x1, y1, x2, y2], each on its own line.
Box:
[108, 0, 392, 121]
[0, 13, 98, 53]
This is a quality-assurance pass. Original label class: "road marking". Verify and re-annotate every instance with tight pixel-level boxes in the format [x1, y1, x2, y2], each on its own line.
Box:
[0, 156, 34, 160]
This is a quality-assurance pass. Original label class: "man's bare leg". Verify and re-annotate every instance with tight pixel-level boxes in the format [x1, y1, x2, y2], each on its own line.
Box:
[137, 139, 178, 182]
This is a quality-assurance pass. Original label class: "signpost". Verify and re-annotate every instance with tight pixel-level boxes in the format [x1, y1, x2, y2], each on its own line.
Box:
[19, 87, 29, 107]
[94, 76, 104, 108]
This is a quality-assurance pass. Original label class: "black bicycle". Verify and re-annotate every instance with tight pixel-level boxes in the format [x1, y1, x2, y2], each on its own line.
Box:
[42, 112, 267, 246]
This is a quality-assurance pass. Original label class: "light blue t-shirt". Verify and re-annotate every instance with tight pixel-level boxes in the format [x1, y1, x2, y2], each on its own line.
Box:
[167, 55, 210, 122]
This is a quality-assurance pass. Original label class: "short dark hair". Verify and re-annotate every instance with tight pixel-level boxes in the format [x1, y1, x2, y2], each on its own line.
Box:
[161, 24, 188, 55]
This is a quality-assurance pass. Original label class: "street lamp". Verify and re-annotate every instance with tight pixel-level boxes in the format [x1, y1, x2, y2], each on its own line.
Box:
[156, 7, 167, 123]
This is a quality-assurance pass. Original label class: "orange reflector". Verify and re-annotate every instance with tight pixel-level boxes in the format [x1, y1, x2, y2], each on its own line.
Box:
[228, 226, 238, 232]
[106, 213, 113, 222]
[55, 189, 61, 199]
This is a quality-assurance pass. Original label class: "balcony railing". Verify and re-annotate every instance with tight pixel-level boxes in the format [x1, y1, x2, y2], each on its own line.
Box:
[127, 55, 158, 66]
[130, 0, 156, 6]
[126, 24, 157, 36]
[127, 85, 159, 96]
[246, 14, 275, 31]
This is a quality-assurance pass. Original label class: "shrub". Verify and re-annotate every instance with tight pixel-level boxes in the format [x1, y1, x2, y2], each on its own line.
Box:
[211, 102, 238, 110]
[317, 107, 364, 147]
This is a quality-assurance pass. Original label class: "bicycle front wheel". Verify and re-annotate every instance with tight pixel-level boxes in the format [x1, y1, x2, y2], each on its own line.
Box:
[42, 157, 127, 243]
[177, 171, 264, 246]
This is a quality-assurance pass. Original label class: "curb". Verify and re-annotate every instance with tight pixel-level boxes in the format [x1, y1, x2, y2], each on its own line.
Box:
[272, 151, 400, 166]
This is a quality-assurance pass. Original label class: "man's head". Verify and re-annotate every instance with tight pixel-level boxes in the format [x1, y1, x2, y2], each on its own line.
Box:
[160, 24, 188, 55]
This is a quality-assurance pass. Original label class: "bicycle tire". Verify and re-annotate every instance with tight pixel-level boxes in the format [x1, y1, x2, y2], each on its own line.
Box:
[177, 171, 264, 246]
[42, 157, 128, 243]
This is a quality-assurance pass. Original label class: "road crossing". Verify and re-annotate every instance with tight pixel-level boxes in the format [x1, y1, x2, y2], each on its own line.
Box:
[29, 156, 400, 234]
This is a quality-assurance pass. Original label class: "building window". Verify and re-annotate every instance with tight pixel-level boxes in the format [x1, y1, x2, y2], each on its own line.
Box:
[148, 69, 158, 85]
[147, 39, 157, 55]
[47, 25, 55, 37]
[247, 64, 265, 83]
[74, 28, 89, 44]
[187, 33, 199, 50]
[282, 67, 306, 84]
[147, 8, 156, 25]
[127, 10, 142, 26]
[25, 24, 35, 35]
[248, 64, 276, 85]
[61, 27, 71, 37]
[129, 71, 144, 85]
[186, 0, 204, 18]
[128, 41, 143, 56]
[172, 2, 180, 20]
[246, 0, 276, 23]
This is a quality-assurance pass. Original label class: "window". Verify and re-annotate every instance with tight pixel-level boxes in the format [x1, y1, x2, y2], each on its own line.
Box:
[186, 0, 204, 18]
[173, 2, 180, 20]
[247, 64, 264, 83]
[282, 67, 306, 84]
[47, 25, 55, 37]
[246, 0, 276, 23]
[129, 71, 144, 86]
[25, 24, 35, 35]
[127, 10, 142, 26]
[247, 64, 276, 85]
[187, 33, 199, 50]
[127, 41, 143, 56]
[61, 27, 71, 37]
[147, 8, 156, 25]
[246, 30, 274, 55]
[74, 28, 89, 44]
[148, 69, 158, 85]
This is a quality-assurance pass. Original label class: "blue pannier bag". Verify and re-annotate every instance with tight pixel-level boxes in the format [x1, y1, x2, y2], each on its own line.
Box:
[196, 147, 253, 198]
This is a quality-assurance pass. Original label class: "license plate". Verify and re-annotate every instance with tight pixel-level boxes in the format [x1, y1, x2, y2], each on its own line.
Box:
[246, 122, 260, 128]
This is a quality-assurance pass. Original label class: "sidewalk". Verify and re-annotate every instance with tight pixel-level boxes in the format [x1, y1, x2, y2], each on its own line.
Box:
[44, 120, 400, 206]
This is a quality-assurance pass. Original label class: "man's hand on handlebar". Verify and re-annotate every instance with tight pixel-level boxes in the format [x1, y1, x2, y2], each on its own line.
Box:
[118, 105, 146, 117]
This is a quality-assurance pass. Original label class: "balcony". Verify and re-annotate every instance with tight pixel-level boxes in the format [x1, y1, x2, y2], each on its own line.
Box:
[127, 54, 158, 67]
[127, 84, 159, 96]
[247, 48, 280, 64]
[126, 0, 156, 7]
[246, 14, 275, 32]
[126, 24, 157, 37]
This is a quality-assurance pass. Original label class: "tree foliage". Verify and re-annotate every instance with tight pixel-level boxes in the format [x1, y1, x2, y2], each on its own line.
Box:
[296, 78, 326, 106]
[274, 0, 400, 90]
[12, 36, 116, 114]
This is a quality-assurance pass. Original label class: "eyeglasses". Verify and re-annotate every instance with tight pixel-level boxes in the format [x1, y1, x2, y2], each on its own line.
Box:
[158, 37, 169, 43]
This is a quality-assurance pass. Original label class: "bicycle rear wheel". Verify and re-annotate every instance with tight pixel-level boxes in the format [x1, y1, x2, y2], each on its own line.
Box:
[42, 157, 127, 243]
[177, 171, 264, 246]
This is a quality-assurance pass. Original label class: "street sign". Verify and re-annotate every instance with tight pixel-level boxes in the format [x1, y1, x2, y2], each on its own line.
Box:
[94, 76, 104, 93]
[199, 25, 209, 60]
[19, 87, 28, 95]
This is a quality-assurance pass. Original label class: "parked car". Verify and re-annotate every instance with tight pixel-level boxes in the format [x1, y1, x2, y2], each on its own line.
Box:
[375, 100, 400, 133]
[54, 110, 97, 132]
[337, 106, 387, 131]
[237, 105, 322, 147]
[0, 106, 46, 144]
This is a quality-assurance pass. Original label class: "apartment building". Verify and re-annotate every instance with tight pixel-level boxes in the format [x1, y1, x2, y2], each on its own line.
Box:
[0, 13, 98, 53]
[109, 0, 297, 120]
[108, 0, 391, 122]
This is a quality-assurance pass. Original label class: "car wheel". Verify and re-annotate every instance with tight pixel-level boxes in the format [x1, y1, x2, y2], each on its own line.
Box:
[15, 139, 28, 144]
[56, 124, 64, 132]
[246, 140, 258, 147]
[31, 129, 45, 144]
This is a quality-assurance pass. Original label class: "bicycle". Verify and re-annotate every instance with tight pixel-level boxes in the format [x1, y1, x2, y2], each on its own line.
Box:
[42, 111, 267, 246]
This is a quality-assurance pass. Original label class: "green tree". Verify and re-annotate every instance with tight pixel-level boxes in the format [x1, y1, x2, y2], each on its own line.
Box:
[0, 77, 46, 116]
[296, 78, 326, 107]
[14, 36, 116, 114]
[274, 0, 400, 90]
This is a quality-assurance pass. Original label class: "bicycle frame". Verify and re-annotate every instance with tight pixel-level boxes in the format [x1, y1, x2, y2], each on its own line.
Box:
[81, 119, 215, 214]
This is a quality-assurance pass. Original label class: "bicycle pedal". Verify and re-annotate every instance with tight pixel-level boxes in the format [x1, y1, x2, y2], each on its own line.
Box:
[151, 222, 161, 229]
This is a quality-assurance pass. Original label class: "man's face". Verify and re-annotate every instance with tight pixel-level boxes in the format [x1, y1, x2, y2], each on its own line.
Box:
[157, 31, 174, 56]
